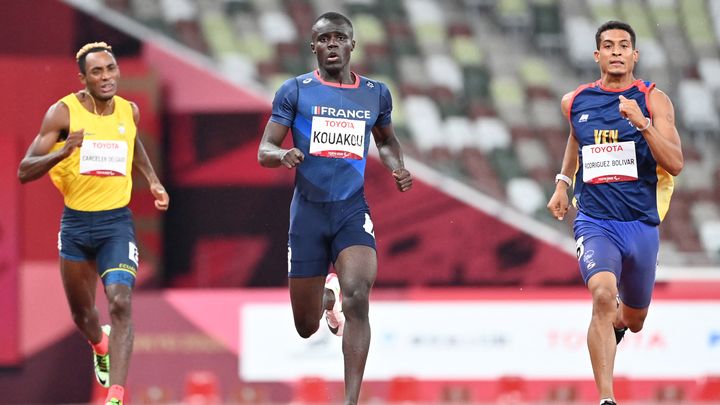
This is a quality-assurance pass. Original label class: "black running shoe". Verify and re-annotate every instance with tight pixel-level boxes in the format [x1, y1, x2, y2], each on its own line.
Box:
[601, 400, 617, 405]
[614, 326, 628, 344]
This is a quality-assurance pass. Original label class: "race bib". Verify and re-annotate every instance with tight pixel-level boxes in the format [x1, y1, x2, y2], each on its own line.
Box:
[79, 140, 128, 176]
[309, 116, 366, 160]
[582, 141, 637, 184]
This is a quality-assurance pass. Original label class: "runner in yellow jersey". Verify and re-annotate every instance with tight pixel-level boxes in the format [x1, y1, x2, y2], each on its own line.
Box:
[17, 42, 169, 405]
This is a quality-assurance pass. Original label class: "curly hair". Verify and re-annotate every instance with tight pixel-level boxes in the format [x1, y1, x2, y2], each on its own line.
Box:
[76, 42, 114, 74]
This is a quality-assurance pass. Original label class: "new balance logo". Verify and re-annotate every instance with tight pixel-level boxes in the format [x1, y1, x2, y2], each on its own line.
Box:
[579, 114, 589, 122]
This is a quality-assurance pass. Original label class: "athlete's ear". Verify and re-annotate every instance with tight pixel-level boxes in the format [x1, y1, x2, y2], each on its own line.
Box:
[78, 72, 86, 86]
[593, 49, 599, 63]
[310, 41, 315, 54]
[633, 49, 639, 63]
[351, 39, 356, 51]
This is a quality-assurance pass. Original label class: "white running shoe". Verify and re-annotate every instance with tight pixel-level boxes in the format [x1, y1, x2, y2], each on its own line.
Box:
[324, 273, 345, 336]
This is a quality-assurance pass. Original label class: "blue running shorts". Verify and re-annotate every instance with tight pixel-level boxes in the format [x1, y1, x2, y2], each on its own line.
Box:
[288, 188, 376, 278]
[573, 212, 659, 309]
[59, 206, 139, 287]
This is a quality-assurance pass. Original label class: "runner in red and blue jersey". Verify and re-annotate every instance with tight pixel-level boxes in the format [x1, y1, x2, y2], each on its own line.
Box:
[547, 21, 683, 405]
[258, 12, 412, 405]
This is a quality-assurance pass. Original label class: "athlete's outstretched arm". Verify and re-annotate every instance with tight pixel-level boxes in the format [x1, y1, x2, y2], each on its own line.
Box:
[372, 124, 412, 192]
[619, 89, 683, 176]
[258, 121, 304, 169]
[129, 102, 169, 211]
[547, 92, 579, 221]
[18, 102, 83, 184]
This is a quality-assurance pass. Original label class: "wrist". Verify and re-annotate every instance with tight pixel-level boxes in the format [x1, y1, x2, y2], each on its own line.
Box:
[636, 117, 651, 131]
[555, 173, 572, 187]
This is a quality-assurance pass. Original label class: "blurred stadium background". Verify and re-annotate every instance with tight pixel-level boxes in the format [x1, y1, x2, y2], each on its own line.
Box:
[1, 0, 719, 403]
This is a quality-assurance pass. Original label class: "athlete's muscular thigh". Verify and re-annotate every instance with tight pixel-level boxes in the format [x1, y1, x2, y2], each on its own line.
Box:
[60, 258, 100, 313]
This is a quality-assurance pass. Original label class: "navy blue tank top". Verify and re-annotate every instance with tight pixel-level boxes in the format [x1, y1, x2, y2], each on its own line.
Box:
[569, 79, 674, 225]
[270, 70, 393, 202]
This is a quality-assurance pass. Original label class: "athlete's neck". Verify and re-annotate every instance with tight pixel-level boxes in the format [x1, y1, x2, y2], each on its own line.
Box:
[80, 90, 114, 116]
[599, 73, 636, 90]
[317, 68, 354, 85]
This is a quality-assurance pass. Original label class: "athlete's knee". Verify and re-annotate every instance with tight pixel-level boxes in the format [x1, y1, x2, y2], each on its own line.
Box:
[70, 306, 97, 328]
[341, 283, 371, 319]
[621, 312, 647, 333]
[294, 318, 319, 339]
[591, 287, 617, 314]
[626, 319, 644, 333]
[107, 290, 132, 319]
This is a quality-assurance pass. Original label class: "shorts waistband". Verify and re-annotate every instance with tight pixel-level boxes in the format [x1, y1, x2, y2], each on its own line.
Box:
[295, 187, 365, 206]
[63, 205, 130, 217]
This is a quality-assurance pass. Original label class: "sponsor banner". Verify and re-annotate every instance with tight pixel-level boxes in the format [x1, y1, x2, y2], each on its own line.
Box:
[240, 301, 720, 381]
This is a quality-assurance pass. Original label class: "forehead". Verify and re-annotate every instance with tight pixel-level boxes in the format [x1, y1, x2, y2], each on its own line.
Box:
[312, 19, 352, 37]
[84, 51, 117, 68]
[599, 29, 632, 43]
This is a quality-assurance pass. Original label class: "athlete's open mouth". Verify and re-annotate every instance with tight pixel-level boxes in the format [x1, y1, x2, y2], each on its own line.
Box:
[327, 53, 340, 63]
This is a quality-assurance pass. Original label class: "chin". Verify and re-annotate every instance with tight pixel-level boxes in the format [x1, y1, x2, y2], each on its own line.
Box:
[322, 65, 343, 74]
[96, 93, 115, 101]
[606, 69, 627, 76]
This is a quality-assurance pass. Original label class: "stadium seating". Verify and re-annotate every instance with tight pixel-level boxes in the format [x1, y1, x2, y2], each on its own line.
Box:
[107, 0, 720, 266]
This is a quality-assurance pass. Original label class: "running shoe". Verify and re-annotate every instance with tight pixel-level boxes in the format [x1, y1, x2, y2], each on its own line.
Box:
[600, 400, 617, 405]
[614, 295, 627, 344]
[94, 324, 111, 387]
[324, 273, 345, 336]
[614, 326, 628, 344]
[106, 398, 122, 405]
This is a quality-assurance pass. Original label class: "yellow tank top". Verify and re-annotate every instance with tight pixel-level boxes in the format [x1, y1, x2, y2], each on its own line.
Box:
[49, 93, 136, 211]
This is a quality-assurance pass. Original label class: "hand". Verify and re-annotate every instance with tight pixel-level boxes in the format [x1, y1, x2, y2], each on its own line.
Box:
[618, 95, 646, 128]
[546, 186, 569, 221]
[281, 148, 304, 169]
[150, 183, 169, 211]
[392, 168, 412, 192]
[60, 129, 85, 158]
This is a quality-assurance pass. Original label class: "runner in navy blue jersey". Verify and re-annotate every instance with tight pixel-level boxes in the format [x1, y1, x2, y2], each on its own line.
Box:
[547, 21, 683, 405]
[257, 12, 411, 405]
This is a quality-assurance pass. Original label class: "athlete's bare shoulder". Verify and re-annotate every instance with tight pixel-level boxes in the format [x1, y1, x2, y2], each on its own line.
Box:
[560, 90, 575, 119]
[648, 86, 672, 105]
[129, 100, 140, 125]
[41, 100, 70, 132]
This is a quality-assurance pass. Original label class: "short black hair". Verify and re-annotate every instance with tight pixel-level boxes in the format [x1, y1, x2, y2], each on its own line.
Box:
[76, 42, 114, 74]
[595, 21, 636, 49]
[312, 11, 353, 33]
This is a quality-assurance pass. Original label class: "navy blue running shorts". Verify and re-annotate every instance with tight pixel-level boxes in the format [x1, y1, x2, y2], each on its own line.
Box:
[288, 188, 376, 278]
[59, 206, 139, 287]
[573, 211, 659, 309]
